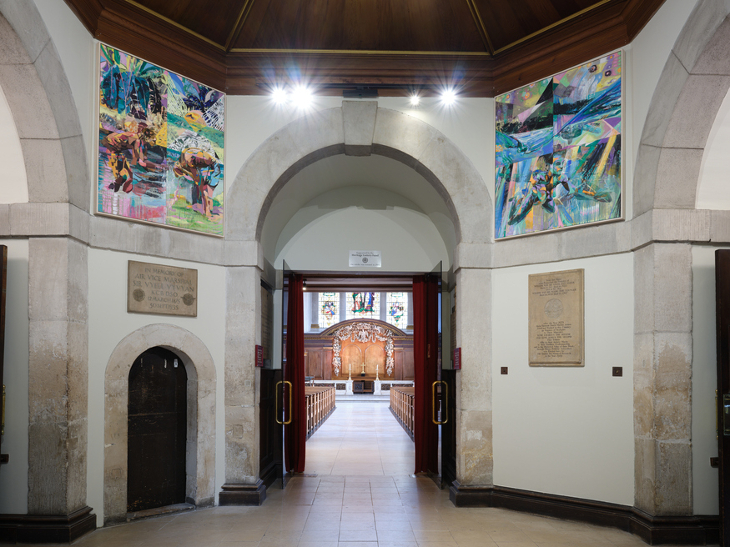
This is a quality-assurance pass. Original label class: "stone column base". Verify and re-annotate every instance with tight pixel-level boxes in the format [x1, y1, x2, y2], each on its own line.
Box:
[218, 481, 266, 506]
[0, 506, 96, 544]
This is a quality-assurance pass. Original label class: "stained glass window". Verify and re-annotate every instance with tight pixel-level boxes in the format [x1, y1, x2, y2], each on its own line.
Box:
[386, 292, 408, 329]
[318, 292, 339, 328]
[346, 292, 380, 320]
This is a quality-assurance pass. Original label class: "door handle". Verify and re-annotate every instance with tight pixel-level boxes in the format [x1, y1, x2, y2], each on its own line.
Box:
[432, 380, 448, 425]
[276, 381, 293, 425]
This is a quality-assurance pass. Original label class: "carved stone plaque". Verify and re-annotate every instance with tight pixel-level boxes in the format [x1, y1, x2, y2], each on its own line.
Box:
[127, 261, 198, 317]
[528, 269, 584, 367]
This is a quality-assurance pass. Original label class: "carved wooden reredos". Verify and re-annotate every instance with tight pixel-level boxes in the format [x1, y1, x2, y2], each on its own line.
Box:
[324, 320, 405, 378]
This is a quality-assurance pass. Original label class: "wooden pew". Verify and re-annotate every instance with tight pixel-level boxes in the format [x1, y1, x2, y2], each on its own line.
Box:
[305, 385, 336, 439]
[389, 386, 415, 440]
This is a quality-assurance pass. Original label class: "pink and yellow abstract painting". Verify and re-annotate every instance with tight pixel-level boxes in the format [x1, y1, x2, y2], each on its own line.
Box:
[97, 44, 225, 236]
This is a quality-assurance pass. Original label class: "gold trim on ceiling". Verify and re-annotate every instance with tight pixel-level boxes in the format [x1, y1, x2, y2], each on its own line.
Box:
[493, 0, 614, 54]
[230, 48, 491, 57]
[224, 0, 256, 52]
[121, 0, 614, 59]
[123, 0, 226, 51]
[465, 0, 494, 55]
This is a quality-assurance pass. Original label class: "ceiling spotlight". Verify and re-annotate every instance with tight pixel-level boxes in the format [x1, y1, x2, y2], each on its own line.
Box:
[291, 84, 313, 109]
[441, 88, 457, 106]
[409, 94, 420, 107]
[271, 86, 287, 105]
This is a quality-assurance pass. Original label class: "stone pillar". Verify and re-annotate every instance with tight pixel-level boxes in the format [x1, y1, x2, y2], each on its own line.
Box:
[220, 264, 265, 504]
[451, 267, 493, 491]
[634, 243, 693, 516]
[27, 237, 95, 537]
[310, 292, 319, 330]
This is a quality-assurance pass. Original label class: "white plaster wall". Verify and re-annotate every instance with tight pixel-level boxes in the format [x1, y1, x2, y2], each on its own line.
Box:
[491, 253, 634, 505]
[0, 240, 29, 514]
[691, 246, 721, 515]
[0, 84, 27, 203]
[87, 249, 226, 526]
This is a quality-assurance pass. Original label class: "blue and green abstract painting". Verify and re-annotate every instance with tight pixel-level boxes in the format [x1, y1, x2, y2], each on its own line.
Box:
[495, 52, 622, 239]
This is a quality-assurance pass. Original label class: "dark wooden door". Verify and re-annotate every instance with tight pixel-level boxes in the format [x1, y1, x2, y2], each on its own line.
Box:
[441, 368, 456, 488]
[279, 262, 290, 487]
[260, 367, 282, 488]
[716, 250, 730, 543]
[128, 347, 187, 512]
[0, 246, 6, 464]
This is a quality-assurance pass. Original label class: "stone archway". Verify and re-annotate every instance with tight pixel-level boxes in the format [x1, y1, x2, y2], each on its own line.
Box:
[630, 0, 730, 521]
[0, 1, 92, 528]
[103, 324, 216, 524]
[221, 100, 494, 499]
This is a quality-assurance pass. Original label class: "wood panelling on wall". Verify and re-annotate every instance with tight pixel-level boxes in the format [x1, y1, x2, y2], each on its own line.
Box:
[304, 335, 414, 381]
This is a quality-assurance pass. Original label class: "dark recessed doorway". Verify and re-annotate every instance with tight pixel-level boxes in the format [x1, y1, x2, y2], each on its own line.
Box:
[127, 346, 188, 512]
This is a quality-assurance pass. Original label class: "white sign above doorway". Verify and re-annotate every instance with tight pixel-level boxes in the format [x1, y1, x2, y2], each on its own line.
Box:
[349, 250, 381, 268]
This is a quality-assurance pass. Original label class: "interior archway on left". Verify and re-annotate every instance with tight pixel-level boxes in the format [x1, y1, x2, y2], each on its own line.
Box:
[103, 324, 216, 524]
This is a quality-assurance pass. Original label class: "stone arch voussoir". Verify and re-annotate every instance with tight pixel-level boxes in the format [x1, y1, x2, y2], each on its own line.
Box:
[226, 103, 491, 246]
[0, 0, 89, 211]
[634, 0, 730, 217]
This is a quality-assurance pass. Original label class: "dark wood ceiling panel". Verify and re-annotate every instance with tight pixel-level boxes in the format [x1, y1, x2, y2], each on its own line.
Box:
[124, 0, 249, 46]
[234, 0, 485, 53]
[474, 0, 605, 51]
[64, 0, 667, 96]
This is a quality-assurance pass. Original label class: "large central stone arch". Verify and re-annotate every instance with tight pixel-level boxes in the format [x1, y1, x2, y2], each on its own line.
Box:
[220, 100, 494, 503]
[225, 101, 492, 247]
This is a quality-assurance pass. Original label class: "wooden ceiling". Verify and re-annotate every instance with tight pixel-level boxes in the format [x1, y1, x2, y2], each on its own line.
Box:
[65, 0, 665, 96]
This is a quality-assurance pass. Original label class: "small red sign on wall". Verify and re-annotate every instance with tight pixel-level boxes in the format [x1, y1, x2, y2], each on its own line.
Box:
[453, 347, 461, 370]
[255, 345, 264, 367]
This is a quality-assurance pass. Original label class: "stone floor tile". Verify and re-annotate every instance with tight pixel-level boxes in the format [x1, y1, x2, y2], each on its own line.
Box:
[70, 402, 715, 547]
[338, 528, 378, 542]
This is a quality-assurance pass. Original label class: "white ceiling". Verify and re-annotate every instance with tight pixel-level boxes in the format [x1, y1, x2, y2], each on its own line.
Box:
[260, 154, 458, 263]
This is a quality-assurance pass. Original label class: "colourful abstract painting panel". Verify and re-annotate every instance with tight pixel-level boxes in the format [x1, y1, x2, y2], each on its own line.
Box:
[495, 52, 622, 239]
[97, 44, 225, 236]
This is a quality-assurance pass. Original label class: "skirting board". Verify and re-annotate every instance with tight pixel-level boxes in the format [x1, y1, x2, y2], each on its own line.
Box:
[219, 481, 266, 506]
[0, 506, 97, 544]
[449, 482, 718, 545]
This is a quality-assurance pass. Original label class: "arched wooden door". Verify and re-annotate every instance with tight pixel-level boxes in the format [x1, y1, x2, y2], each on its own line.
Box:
[128, 347, 187, 512]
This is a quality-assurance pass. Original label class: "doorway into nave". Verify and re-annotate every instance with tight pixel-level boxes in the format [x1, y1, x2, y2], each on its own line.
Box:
[260, 270, 455, 493]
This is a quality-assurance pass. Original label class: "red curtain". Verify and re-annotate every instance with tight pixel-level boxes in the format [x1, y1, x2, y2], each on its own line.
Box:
[285, 274, 306, 473]
[413, 275, 439, 474]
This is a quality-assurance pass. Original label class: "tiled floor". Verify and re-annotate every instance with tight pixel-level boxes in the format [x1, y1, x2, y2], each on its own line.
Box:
[60, 401, 712, 546]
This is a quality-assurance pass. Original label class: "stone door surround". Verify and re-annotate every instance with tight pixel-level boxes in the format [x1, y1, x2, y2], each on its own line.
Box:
[103, 324, 216, 524]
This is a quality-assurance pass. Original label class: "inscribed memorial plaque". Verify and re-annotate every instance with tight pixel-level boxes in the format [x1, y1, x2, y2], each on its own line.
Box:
[528, 269, 584, 366]
[128, 261, 198, 317]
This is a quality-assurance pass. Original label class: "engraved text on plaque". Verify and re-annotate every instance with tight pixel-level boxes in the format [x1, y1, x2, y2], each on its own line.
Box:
[528, 269, 584, 367]
[127, 261, 198, 317]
